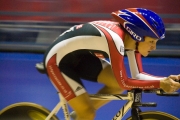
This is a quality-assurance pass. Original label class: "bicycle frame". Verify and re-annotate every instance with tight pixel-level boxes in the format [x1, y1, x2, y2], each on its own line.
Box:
[35, 62, 138, 120]
[45, 93, 71, 120]
[45, 88, 179, 120]
[34, 63, 179, 120]
[90, 92, 134, 120]
[45, 90, 139, 120]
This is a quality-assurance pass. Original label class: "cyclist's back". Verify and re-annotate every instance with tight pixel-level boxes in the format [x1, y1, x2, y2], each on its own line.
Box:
[44, 20, 124, 100]
[43, 8, 180, 120]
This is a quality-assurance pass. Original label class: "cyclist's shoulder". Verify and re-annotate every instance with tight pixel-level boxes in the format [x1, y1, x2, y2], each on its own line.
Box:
[89, 20, 118, 24]
[89, 20, 119, 28]
[89, 20, 125, 38]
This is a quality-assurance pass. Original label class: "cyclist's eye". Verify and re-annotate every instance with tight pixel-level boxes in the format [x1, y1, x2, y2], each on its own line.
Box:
[150, 41, 154, 44]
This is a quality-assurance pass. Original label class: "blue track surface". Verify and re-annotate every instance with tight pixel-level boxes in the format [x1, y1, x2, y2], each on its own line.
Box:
[0, 52, 180, 119]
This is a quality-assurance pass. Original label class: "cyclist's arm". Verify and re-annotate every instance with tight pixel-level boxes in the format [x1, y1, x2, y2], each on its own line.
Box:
[126, 50, 165, 80]
[106, 40, 161, 90]
[110, 50, 180, 91]
[109, 50, 161, 90]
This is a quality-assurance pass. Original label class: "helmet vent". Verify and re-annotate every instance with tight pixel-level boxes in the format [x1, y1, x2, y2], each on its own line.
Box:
[152, 20, 158, 29]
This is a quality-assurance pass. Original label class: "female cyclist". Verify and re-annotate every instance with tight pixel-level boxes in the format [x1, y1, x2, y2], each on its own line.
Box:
[43, 8, 180, 120]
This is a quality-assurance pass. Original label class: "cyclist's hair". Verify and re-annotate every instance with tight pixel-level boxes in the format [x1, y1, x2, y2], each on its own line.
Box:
[111, 8, 165, 41]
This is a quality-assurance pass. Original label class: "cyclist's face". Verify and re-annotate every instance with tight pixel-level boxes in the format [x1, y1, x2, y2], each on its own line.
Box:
[138, 37, 158, 57]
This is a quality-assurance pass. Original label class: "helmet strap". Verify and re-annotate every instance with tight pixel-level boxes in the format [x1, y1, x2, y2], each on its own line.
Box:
[135, 42, 139, 51]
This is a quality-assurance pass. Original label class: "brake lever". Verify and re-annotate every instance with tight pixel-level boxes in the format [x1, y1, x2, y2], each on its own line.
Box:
[156, 89, 179, 96]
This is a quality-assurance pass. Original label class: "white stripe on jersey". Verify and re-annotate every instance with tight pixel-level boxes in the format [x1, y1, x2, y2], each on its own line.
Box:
[45, 35, 110, 66]
[126, 50, 164, 80]
[126, 50, 139, 78]
[90, 22, 125, 56]
[136, 73, 163, 80]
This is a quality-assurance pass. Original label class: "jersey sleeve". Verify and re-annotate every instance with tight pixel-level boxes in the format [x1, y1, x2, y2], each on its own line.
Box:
[110, 50, 162, 90]
[126, 50, 165, 80]
[109, 50, 161, 90]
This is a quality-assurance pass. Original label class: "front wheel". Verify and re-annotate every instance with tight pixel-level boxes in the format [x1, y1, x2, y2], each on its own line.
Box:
[126, 111, 179, 120]
[0, 102, 58, 120]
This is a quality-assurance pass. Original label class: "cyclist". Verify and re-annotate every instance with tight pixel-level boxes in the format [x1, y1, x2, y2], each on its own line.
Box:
[43, 8, 180, 120]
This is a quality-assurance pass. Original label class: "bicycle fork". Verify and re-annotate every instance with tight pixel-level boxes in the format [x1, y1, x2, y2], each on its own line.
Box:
[131, 89, 157, 120]
[131, 89, 142, 120]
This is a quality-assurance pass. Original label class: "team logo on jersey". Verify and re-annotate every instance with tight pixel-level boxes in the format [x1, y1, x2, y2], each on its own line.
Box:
[76, 24, 83, 29]
[120, 46, 124, 53]
[119, 46, 124, 56]
[75, 86, 83, 92]
[94, 53, 105, 59]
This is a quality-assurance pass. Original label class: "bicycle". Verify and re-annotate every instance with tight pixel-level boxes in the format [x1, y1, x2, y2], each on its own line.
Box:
[0, 62, 179, 120]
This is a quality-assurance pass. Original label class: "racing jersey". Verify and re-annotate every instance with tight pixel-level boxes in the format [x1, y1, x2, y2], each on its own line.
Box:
[44, 20, 164, 100]
[89, 20, 163, 90]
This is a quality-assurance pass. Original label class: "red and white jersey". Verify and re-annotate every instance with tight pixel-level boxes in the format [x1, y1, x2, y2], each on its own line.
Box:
[44, 20, 163, 100]
[89, 20, 163, 90]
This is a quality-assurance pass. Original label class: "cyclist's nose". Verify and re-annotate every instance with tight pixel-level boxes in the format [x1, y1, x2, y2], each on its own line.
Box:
[150, 45, 156, 50]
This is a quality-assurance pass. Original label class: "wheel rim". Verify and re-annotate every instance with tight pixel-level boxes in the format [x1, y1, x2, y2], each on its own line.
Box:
[127, 111, 179, 120]
[0, 102, 58, 120]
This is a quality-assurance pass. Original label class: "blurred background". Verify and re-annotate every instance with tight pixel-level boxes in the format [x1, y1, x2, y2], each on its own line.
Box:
[0, 0, 180, 119]
[0, 0, 180, 55]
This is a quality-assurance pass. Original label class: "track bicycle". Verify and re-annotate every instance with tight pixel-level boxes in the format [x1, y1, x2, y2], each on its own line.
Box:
[0, 63, 179, 120]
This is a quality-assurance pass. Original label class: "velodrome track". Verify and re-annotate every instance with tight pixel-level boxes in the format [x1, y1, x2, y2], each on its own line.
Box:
[0, 52, 180, 119]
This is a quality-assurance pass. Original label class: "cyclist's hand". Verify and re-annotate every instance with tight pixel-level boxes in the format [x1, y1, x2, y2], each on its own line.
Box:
[168, 74, 180, 82]
[160, 76, 180, 93]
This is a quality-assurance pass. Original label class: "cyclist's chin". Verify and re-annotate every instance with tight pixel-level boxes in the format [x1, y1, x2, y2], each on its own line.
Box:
[140, 52, 149, 57]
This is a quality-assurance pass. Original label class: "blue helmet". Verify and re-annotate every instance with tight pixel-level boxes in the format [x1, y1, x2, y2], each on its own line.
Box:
[111, 8, 165, 41]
